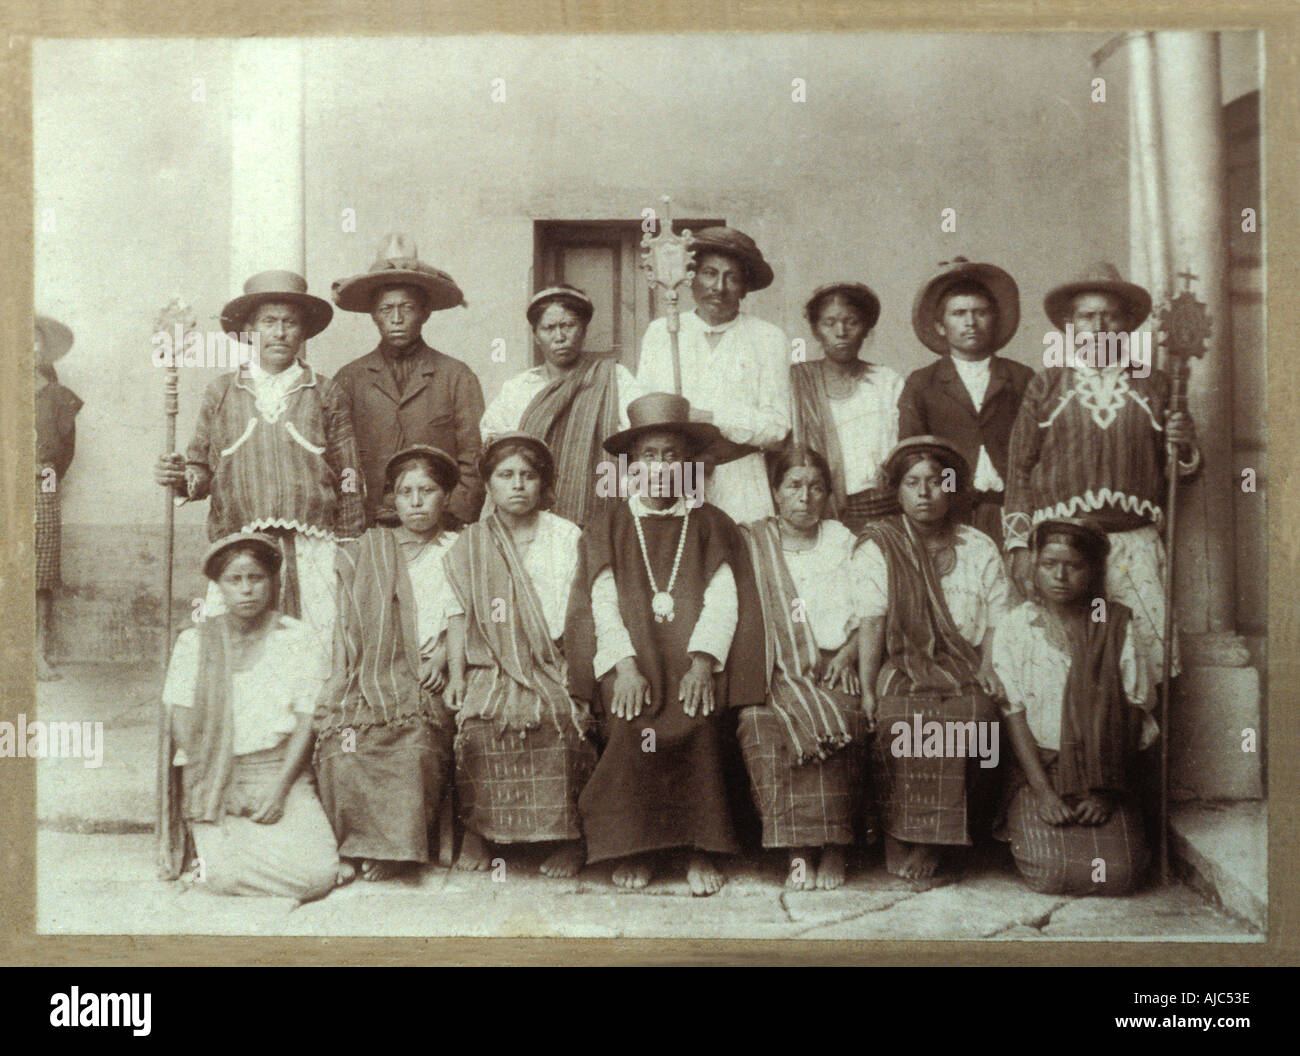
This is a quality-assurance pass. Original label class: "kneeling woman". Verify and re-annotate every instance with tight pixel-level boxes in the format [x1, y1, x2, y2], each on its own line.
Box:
[991, 518, 1154, 895]
[855, 437, 1010, 881]
[738, 445, 868, 890]
[162, 533, 341, 900]
[314, 446, 462, 881]
[444, 432, 597, 878]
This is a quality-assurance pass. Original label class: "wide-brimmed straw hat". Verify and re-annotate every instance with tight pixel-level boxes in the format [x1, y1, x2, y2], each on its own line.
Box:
[688, 226, 774, 292]
[384, 444, 461, 494]
[526, 285, 595, 327]
[1029, 516, 1111, 561]
[1043, 262, 1152, 331]
[201, 531, 283, 581]
[220, 271, 333, 339]
[804, 281, 881, 332]
[883, 435, 972, 493]
[603, 392, 730, 460]
[911, 256, 1020, 355]
[35, 315, 74, 362]
[332, 233, 466, 314]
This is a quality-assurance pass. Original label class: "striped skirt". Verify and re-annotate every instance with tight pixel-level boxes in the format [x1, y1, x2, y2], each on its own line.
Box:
[35, 472, 61, 591]
[872, 688, 1001, 846]
[737, 697, 869, 849]
[455, 717, 597, 844]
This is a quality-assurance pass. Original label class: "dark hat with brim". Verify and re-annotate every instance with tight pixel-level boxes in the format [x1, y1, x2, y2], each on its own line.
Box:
[603, 391, 729, 460]
[1043, 262, 1153, 331]
[1030, 516, 1111, 561]
[527, 285, 594, 327]
[35, 314, 74, 362]
[804, 281, 881, 332]
[479, 431, 556, 484]
[883, 434, 972, 493]
[220, 270, 333, 339]
[332, 233, 466, 314]
[912, 257, 1020, 355]
[689, 226, 774, 292]
[384, 444, 461, 494]
[201, 531, 283, 581]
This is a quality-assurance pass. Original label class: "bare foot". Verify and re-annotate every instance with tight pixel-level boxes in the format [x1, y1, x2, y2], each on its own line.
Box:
[612, 854, 653, 889]
[786, 848, 817, 891]
[335, 861, 357, 887]
[815, 845, 848, 890]
[884, 834, 912, 878]
[904, 843, 942, 881]
[540, 839, 585, 878]
[455, 829, 493, 872]
[360, 859, 410, 882]
[687, 852, 725, 897]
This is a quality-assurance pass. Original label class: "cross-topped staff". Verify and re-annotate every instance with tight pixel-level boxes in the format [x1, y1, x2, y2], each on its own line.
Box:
[153, 295, 196, 879]
[1154, 267, 1211, 883]
[640, 196, 696, 396]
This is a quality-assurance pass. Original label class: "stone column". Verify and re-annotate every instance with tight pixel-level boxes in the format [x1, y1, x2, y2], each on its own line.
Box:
[229, 40, 305, 282]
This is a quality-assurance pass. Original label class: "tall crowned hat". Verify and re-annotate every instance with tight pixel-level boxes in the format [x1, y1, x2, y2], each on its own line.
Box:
[332, 233, 467, 314]
[604, 392, 727, 458]
[220, 271, 334, 338]
[1043, 262, 1153, 331]
[35, 314, 74, 362]
[911, 256, 1020, 355]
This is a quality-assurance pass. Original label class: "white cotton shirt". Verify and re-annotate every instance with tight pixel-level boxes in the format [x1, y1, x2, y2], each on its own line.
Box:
[779, 519, 861, 651]
[824, 365, 904, 495]
[480, 362, 643, 441]
[590, 495, 738, 678]
[852, 523, 1009, 647]
[949, 356, 1007, 492]
[402, 530, 460, 655]
[991, 600, 1157, 751]
[163, 616, 325, 758]
[445, 512, 581, 641]
[637, 310, 791, 524]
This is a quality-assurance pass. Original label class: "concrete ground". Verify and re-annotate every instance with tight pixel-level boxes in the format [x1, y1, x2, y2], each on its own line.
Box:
[32, 663, 1264, 941]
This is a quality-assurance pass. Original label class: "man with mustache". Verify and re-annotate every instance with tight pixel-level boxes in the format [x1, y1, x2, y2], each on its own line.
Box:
[635, 226, 791, 524]
[898, 257, 1034, 546]
[331, 234, 485, 529]
[153, 271, 366, 667]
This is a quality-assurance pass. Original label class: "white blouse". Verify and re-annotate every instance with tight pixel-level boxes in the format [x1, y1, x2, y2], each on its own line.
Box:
[163, 616, 325, 758]
[991, 600, 1157, 752]
[402, 530, 460, 656]
[853, 523, 1009, 647]
[445, 511, 581, 642]
[778, 519, 860, 651]
[824, 365, 904, 496]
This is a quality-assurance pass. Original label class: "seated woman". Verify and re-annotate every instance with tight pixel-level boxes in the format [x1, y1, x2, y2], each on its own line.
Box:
[161, 532, 342, 900]
[479, 284, 642, 527]
[313, 445, 461, 882]
[443, 432, 597, 878]
[737, 445, 868, 891]
[855, 436, 1010, 882]
[991, 518, 1154, 895]
[790, 282, 903, 532]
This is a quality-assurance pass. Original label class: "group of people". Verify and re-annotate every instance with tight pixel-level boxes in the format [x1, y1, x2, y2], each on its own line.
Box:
[139, 225, 1199, 904]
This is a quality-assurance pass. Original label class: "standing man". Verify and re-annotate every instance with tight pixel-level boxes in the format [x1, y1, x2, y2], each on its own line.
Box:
[153, 271, 366, 664]
[899, 257, 1033, 544]
[1003, 262, 1200, 680]
[331, 234, 485, 528]
[636, 226, 790, 525]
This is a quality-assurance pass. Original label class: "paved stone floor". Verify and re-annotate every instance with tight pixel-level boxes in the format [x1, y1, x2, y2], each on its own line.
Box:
[30, 664, 1263, 942]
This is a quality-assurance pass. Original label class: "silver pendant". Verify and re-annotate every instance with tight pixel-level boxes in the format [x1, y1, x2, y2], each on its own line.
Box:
[651, 590, 675, 623]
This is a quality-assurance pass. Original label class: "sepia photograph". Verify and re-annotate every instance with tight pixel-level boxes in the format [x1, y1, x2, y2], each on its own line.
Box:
[22, 25, 1268, 948]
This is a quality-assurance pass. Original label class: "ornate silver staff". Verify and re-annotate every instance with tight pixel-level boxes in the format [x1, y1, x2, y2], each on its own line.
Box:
[640, 196, 695, 396]
[154, 295, 195, 879]
[1154, 269, 1210, 884]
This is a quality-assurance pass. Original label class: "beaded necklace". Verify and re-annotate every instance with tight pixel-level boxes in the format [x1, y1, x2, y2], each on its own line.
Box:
[632, 504, 692, 623]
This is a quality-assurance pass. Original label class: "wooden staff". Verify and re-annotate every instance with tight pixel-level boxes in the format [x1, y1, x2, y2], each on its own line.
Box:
[640, 196, 695, 396]
[154, 296, 196, 879]
[1154, 269, 1210, 883]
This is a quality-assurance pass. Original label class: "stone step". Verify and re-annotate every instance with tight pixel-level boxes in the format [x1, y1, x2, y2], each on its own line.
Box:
[1170, 801, 1267, 929]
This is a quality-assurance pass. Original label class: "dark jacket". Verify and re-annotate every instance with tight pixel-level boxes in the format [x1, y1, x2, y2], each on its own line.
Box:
[332, 340, 485, 526]
[897, 354, 1035, 485]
